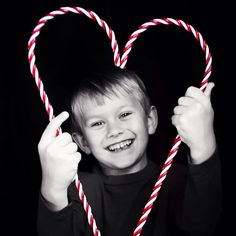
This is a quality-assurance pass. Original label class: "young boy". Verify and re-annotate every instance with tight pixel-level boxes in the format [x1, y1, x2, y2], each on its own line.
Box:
[37, 67, 222, 236]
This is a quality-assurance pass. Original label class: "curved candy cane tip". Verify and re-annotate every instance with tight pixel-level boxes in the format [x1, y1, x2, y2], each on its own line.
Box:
[122, 18, 212, 81]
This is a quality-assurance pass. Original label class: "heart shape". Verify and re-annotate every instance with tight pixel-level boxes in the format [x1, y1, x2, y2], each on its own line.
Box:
[28, 6, 212, 236]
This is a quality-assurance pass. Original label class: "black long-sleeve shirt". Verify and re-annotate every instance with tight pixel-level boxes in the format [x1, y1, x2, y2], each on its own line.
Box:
[37, 150, 222, 236]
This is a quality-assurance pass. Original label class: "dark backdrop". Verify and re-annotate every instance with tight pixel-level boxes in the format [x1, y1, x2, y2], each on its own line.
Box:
[1, 0, 232, 235]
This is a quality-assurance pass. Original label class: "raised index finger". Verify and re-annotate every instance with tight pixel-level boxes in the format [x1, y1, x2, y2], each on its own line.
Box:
[41, 111, 69, 140]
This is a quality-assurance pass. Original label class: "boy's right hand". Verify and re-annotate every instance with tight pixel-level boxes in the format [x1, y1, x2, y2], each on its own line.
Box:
[38, 111, 81, 210]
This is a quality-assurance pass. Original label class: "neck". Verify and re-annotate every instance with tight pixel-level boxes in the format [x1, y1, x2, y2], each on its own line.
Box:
[101, 157, 148, 176]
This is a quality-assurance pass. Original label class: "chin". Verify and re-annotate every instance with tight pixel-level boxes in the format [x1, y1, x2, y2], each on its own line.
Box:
[113, 158, 143, 172]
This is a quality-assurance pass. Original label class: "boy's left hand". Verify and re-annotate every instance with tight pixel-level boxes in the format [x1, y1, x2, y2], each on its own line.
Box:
[171, 82, 216, 164]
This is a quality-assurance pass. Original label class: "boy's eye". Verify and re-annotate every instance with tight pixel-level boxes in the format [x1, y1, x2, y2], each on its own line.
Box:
[91, 121, 104, 127]
[120, 112, 132, 119]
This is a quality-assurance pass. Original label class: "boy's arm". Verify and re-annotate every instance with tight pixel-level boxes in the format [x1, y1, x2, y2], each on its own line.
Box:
[38, 111, 81, 211]
[37, 184, 88, 236]
[174, 147, 222, 235]
[171, 82, 222, 234]
[171, 82, 216, 164]
[37, 192, 73, 236]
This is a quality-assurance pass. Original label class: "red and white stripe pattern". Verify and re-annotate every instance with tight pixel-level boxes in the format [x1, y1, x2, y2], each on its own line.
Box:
[132, 134, 182, 236]
[28, 6, 121, 123]
[120, 18, 212, 92]
[27, 6, 212, 236]
[76, 176, 101, 236]
[121, 18, 212, 236]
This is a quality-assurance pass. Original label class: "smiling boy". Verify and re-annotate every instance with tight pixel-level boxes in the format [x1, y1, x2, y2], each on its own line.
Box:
[70, 70, 157, 176]
[37, 67, 222, 236]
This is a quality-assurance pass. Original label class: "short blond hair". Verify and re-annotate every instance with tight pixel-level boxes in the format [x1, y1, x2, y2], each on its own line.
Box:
[69, 67, 152, 134]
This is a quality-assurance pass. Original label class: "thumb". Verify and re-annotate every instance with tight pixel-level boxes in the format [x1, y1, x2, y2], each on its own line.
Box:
[203, 82, 215, 98]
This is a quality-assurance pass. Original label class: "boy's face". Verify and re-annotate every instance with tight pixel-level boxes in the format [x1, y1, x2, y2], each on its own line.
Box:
[74, 92, 157, 175]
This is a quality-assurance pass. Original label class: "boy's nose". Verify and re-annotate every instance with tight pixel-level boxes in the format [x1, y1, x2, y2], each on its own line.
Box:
[107, 122, 124, 138]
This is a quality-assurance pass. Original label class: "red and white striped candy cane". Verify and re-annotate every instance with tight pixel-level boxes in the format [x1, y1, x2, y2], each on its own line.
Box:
[28, 6, 121, 236]
[27, 6, 212, 236]
[121, 18, 212, 236]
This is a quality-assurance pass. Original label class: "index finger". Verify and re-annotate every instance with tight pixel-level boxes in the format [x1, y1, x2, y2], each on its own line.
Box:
[203, 82, 215, 98]
[42, 111, 69, 140]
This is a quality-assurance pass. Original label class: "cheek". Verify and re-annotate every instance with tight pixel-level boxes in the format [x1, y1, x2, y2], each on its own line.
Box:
[127, 122, 149, 141]
[84, 130, 105, 148]
[131, 116, 149, 132]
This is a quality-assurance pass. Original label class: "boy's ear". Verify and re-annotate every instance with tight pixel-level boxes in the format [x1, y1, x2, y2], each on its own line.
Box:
[148, 106, 158, 135]
[72, 133, 91, 155]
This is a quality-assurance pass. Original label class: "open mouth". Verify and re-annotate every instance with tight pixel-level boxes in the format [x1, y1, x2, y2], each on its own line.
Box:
[106, 139, 134, 152]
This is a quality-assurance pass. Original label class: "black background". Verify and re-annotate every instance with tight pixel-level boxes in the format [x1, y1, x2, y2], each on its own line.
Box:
[1, 0, 233, 235]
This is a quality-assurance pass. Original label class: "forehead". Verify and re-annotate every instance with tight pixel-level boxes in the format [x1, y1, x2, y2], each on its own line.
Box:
[89, 91, 139, 108]
[75, 91, 142, 118]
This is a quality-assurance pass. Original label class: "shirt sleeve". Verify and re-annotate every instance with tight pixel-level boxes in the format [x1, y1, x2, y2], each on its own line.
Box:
[37, 182, 90, 236]
[37, 193, 75, 236]
[179, 147, 222, 235]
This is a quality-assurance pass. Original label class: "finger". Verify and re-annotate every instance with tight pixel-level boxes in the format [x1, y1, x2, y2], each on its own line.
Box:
[185, 86, 202, 99]
[203, 82, 215, 98]
[63, 142, 78, 154]
[171, 115, 185, 137]
[42, 111, 69, 140]
[71, 152, 82, 164]
[173, 105, 187, 115]
[54, 132, 73, 146]
[185, 85, 212, 104]
[171, 114, 180, 127]
[177, 96, 193, 106]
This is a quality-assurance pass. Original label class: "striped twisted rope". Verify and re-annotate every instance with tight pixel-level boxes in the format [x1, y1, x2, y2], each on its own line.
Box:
[27, 6, 212, 236]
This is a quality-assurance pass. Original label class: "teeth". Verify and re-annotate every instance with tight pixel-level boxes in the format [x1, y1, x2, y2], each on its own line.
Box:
[108, 140, 133, 152]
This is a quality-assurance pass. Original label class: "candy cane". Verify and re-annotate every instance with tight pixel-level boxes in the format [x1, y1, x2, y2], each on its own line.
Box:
[121, 18, 212, 236]
[27, 6, 212, 236]
[28, 6, 121, 236]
